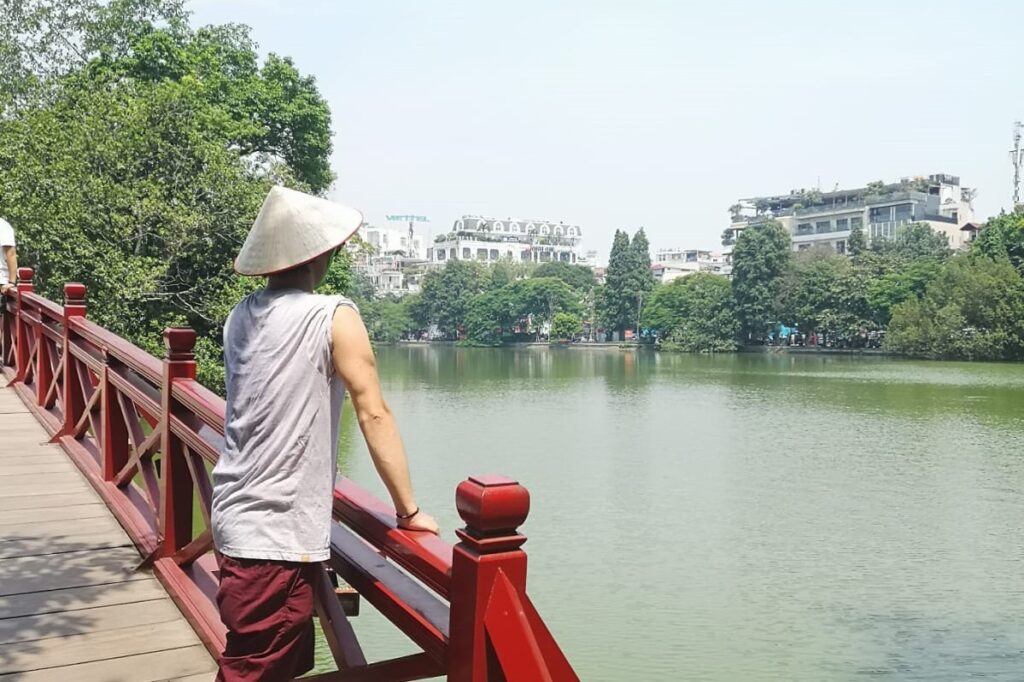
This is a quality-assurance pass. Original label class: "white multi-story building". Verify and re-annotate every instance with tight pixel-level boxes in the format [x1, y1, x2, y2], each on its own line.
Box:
[725, 174, 976, 253]
[652, 248, 730, 282]
[353, 223, 428, 295]
[431, 216, 584, 265]
[361, 224, 425, 260]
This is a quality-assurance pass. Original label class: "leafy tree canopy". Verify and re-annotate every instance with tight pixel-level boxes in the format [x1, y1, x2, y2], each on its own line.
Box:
[643, 273, 738, 352]
[0, 0, 337, 389]
[531, 261, 596, 291]
[550, 312, 583, 341]
[886, 255, 1024, 360]
[971, 211, 1024, 275]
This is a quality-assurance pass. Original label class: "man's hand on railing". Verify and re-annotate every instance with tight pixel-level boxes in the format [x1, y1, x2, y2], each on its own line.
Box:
[0, 284, 14, 295]
[398, 509, 440, 534]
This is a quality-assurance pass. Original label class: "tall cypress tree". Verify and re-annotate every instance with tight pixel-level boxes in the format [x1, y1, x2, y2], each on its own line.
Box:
[630, 227, 655, 295]
[598, 230, 635, 337]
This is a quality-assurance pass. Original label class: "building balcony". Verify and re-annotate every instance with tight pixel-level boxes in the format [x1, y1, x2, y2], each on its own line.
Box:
[791, 229, 852, 243]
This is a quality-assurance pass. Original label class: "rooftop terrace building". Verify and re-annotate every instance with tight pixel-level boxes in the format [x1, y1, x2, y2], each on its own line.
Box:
[652, 248, 730, 281]
[725, 174, 975, 254]
[431, 216, 583, 265]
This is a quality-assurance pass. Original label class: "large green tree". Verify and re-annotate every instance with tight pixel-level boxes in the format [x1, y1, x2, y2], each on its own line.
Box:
[0, 1, 337, 389]
[874, 222, 950, 261]
[972, 211, 1024, 274]
[886, 255, 1024, 360]
[412, 260, 487, 338]
[730, 220, 791, 340]
[777, 248, 868, 335]
[643, 273, 738, 352]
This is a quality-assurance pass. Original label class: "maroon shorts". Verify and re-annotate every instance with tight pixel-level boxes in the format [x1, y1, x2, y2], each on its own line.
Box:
[215, 555, 319, 682]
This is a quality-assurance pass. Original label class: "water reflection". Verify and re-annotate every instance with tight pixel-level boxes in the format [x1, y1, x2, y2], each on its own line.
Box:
[330, 347, 1024, 681]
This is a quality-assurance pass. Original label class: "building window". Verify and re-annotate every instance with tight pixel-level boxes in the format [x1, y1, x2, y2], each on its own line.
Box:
[490, 249, 500, 260]
[893, 203, 913, 224]
[851, 216, 863, 230]
[798, 244, 811, 251]
[835, 218, 848, 231]
[560, 252, 570, 262]
[437, 249, 446, 261]
[797, 223, 813, 235]
[462, 248, 471, 259]
[869, 206, 893, 224]
[521, 251, 531, 261]
[835, 241, 846, 255]
[477, 248, 488, 260]
[816, 221, 831, 234]
[540, 251, 551, 262]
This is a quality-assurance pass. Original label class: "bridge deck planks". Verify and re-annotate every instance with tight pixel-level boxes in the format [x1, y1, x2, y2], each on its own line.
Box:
[0, 384, 217, 681]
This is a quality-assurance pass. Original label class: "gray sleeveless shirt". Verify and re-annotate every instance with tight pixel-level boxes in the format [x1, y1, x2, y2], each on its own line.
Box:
[212, 288, 355, 562]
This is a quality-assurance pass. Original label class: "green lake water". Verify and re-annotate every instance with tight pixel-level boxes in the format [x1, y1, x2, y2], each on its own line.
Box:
[321, 346, 1024, 681]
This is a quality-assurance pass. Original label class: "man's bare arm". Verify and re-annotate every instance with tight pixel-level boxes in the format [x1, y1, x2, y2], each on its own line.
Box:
[2, 246, 15, 294]
[331, 305, 439, 533]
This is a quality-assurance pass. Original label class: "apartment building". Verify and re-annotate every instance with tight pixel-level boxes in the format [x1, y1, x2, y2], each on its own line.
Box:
[725, 174, 975, 254]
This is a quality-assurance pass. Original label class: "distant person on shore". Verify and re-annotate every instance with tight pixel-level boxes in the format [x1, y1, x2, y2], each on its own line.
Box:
[210, 186, 439, 682]
[0, 218, 17, 296]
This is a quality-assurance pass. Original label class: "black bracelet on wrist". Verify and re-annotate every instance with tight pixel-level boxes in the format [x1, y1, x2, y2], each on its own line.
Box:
[396, 507, 419, 520]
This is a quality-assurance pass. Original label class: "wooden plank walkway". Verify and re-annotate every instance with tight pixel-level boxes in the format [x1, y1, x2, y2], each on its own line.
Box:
[0, 385, 217, 681]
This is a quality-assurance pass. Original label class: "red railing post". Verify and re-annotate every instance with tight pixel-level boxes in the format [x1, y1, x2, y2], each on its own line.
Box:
[13, 267, 33, 383]
[61, 283, 87, 436]
[448, 475, 534, 682]
[101, 348, 129, 481]
[159, 327, 196, 556]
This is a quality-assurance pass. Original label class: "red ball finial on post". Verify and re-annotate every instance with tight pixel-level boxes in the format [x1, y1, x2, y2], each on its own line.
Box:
[63, 283, 87, 307]
[163, 327, 196, 362]
[16, 267, 32, 286]
[456, 475, 530, 535]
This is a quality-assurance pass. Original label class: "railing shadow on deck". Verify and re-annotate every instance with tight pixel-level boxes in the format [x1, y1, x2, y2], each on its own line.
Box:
[0, 268, 580, 682]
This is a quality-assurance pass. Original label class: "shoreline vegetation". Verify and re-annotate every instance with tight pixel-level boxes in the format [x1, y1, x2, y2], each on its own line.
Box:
[369, 215, 1024, 365]
[389, 338, 898, 357]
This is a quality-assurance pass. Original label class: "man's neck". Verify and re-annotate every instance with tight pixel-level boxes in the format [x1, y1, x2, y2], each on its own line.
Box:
[267, 273, 314, 292]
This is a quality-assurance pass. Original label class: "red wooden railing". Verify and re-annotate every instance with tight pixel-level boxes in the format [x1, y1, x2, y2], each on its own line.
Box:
[0, 267, 579, 682]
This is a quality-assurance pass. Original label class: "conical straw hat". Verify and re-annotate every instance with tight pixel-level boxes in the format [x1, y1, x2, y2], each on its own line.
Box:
[235, 186, 363, 276]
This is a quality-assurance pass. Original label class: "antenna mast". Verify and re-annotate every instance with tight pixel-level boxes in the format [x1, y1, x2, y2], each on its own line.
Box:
[1012, 121, 1023, 209]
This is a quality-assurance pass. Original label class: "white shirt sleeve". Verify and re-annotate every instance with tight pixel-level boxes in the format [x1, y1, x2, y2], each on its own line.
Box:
[0, 220, 15, 247]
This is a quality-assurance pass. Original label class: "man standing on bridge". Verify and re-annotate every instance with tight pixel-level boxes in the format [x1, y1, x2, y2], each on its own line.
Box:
[0, 217, 17, 296]
[211, 186, 439, 681]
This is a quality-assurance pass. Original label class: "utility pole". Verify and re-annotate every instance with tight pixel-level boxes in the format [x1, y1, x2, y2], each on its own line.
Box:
[1012, 121, 1023, 209]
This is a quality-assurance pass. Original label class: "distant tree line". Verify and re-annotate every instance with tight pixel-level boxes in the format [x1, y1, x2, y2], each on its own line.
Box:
[649, 214, 1024, 361]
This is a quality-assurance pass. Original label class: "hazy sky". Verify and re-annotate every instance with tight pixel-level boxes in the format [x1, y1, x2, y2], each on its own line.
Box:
[191, 1, 1023, 260]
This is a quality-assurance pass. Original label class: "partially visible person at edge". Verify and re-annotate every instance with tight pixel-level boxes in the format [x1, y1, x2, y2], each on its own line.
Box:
[0, 217, 17, 296]
[210, 186, 439, 682]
